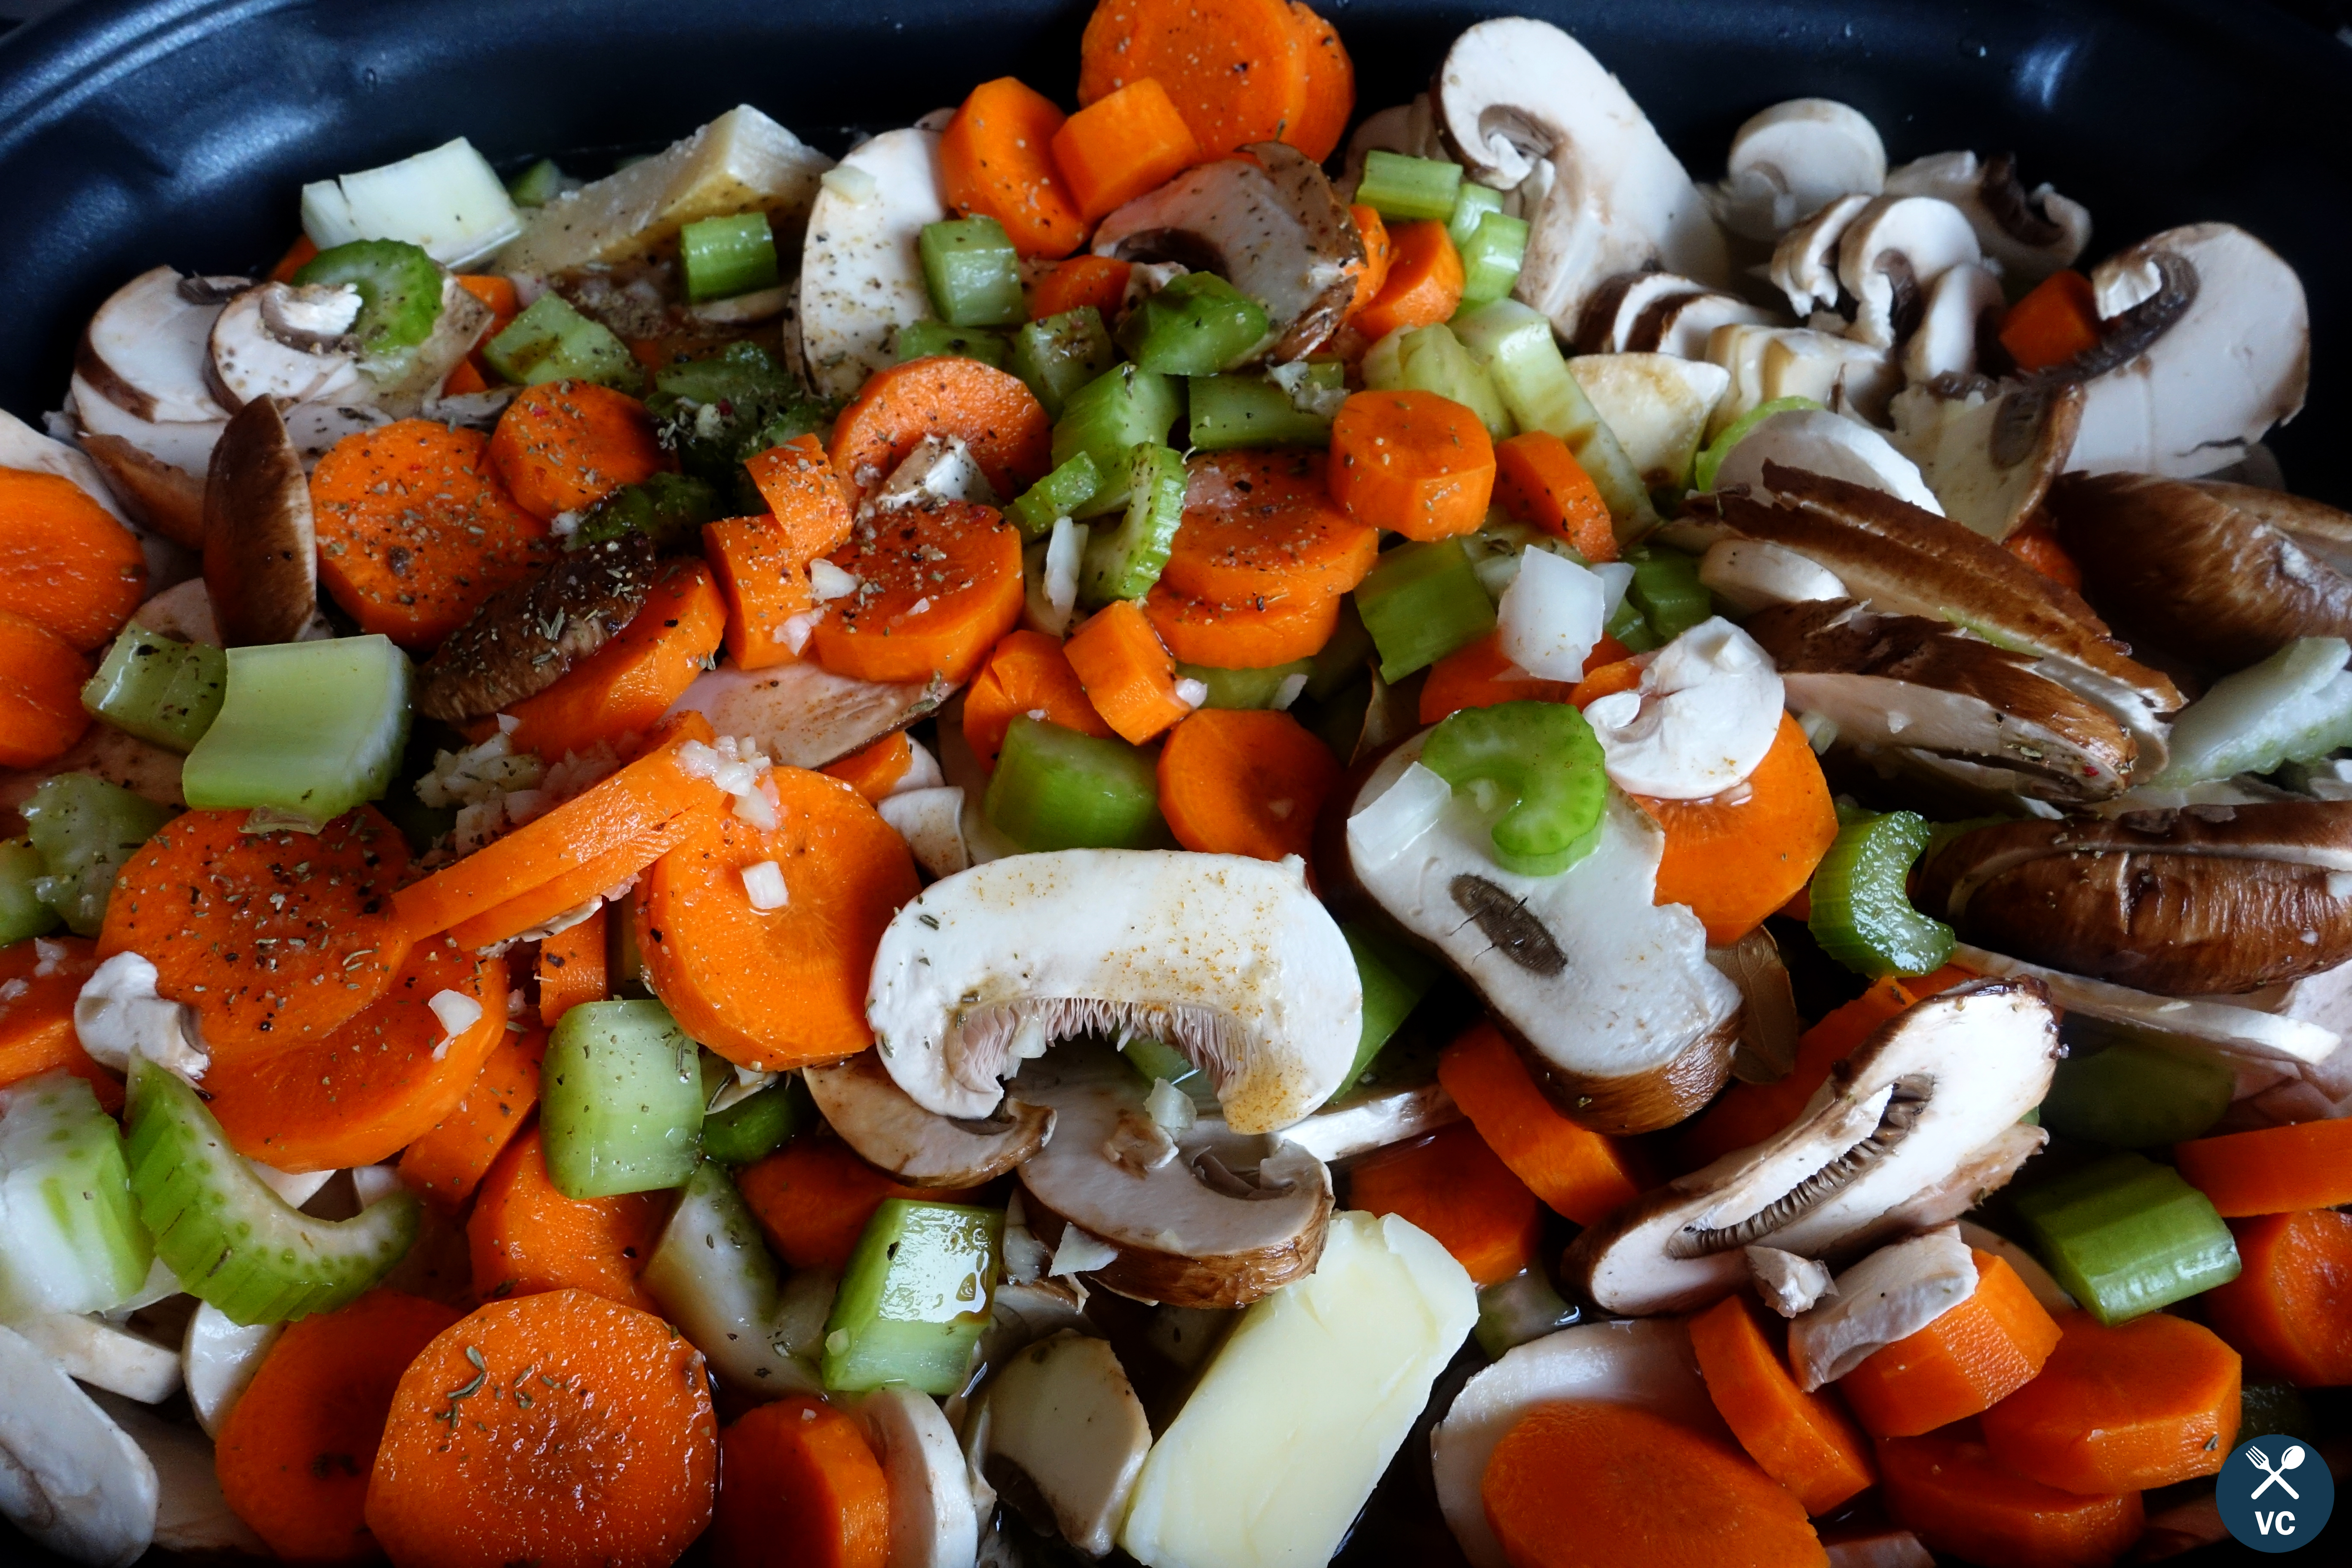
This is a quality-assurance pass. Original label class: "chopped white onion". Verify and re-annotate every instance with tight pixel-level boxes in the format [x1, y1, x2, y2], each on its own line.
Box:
[427, 989, 483, 1060]
[1145, 1077, 1198, 1134]
[741, 861, 791, 911]
[1496, 547, 1608, 680]
[1173, 678, 1210, 710]
[809, 560, 861, 602]
[1346, 761, 1455, 867]
[299, 137, 522, 268]
[1041, 517, 1085, 636]
[1049, 1226, 1120, 1277]
[820, 163, 879, 205]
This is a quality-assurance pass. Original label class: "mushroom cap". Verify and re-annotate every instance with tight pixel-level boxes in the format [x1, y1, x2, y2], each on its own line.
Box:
[1709, 98, 1886, 243]
[1883, 149, 2091, 282]
[76, 266, 238, 425]
[799, 126, 948, 400]
[1835, 195, 1983, 349]
[974, 1330, 1149, 1558]
[416, 533, 657, 722]
[1712, 408, 1942, 514]
[804, 1049, 1052, 1187]
[1572, 271, 1703, 356]
[1888, 377, 2083, 543]
[1902, 261, 2006, 386]
[201, 396, 320, 647]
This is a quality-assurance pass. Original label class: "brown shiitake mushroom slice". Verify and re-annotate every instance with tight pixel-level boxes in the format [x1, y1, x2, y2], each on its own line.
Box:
[80, 434, 207, 551]
[202, 396, 319, 646]
[414, 533, 656, 723]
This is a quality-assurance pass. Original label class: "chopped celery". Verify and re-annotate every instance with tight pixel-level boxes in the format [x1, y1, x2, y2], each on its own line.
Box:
[1474, 1268, 1579, 1360]
[21, 775, 173, 937]
[1118, 273, 1271, 377]
[483, 291, 645, 393]
[182, 636, 411, 826]
[292, 238, 443, 359]
[646, 342, 832, 499]
[1052, 365, 1182, 519]
[919, 216, 1025, 328]
[1340, 922, 1439, 1089]
[1453, 299, 1655, 534]
[2014, 1152, 2240, 1325]
[1080, 443, 1187, 604]
[985, 717, 1163, 851]
[895, 320, 1009, 368]
[1606, 594, 1660, 653]
[2040, 1036, 2233, 1148]
[1361, 326, 1409, 392]
[1177, 659, 1314, 710]
[702, 1075, 809, 1166]
[126, 1057, 419, 1325]
[1305, 600, 1375, 701]
[82, 623, 226, 752]
[680, 212, 778, 303]
[1188, 371, 1338, 450]
[1010, 307, 1117, 419]
[0, 1072, 153, 1316]
[1807, 810, 1955, 979]
[1009, 452, 1101, 542]
[0, 839, 57, 943]
[642, 1162, 818, 1395]
[1447, 181, 1505, 250]
[1357, 150, 1464, 222]
[542, 999, 704, 1198]
[1623, 544, 1712, 641]
[1311, 677, 1373, 763]
[1421, 700, 1608, 876]
[2155, 637, 2352, 787]
[1399, 324, 1513, 441]
[572, 471, 723, 554]
[1356, 539, 1497, 682]
[1692, 396, 1823, 492]
[822, 1197, 1000, 1394]
[1456, 212, 1530, 309]
[505, 156, 570, 208]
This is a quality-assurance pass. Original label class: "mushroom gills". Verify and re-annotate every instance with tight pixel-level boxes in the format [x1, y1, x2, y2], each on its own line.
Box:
[1882, 149, 2089, 283]
[804, 1050, 1052, 1187]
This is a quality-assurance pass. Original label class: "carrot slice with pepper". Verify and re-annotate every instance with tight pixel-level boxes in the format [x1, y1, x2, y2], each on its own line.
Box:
[1837, 1250, 2064, 1438]
[735, 1134, 978, 1271]
[1346, 205, 1392, 322]
[709, 1395, 891, 1568]
[1050, 77, 1205, 223]
[942, 77, 1087, 259]
[1998, 270, 2102, 373]
[1877, 1431, 2142, 1568]
[536, 908, 608, 1027]
[1161, 450, 1378, 607]
[1436, 1021, 1644, 1225]
[1142, 578, 1341, 667]
[1346, 1121, 1543, 1287]
[828, 355, 1052, 499]
[0, 468, 147, 651]
[2004, 514, 2083, 591]
[99, 805, 412, 1058]
[821, 732, 916, 802]
[1638, 714, 1841, 945]
[1350, 220, 1464, 342]
[447, 817, 708, 953]
[0, 936, 118, 1110]
[502, 559, 728, 760]
[1328, 388, 1494, 540]
[809, 501, 1026, 686]
[1285, 2, 1354, 163]
[2175, 1118, 2352, 1217]
[1077, 0, 1308, 160]
[0, 608, 93, 767]
[706, 514, 817, 673]
[1689, 1293, 1877, 1516]
[1418, 631, 1580, 725]
[2199, 1208, 2352, 1385]
[1980, 1309, 2239, 1494]
[398, 1025, 547, 1211]
[1030, 255, 1134, 322]
[1494, 431, 1617, 564]
[744, 433, 857, 562]
[365, 1288, 718, 1568]
[216, 1288, 464, 1565]
[467, 1130, 666, 1309]
[962, 629, 1113, 771]
[1156, 707, 1339, 861]
[637, 766, 920, 1072]
[1064, 599, 1192, 744]
[489, 381, 666, 522]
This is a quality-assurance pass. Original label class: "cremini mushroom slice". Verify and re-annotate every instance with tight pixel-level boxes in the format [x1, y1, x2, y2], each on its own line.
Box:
[201, 396, 324, 647]
[1769, 191, 1872, 315]
[1707, 99, 1886, 242]
[1571, 272, 1704, 356]
[416, 533, 657, 722]
[205, 281, 368, 410]
[1280, 1075, 1459, 1164]
[4, 1314, 179, 1405]
[78, 436, 206, 551]
[848, 1384, 981, 1568]
[1835, 195, 1983, 350]
[1647, 290, 1783, 361]
[1706, 324, 1896, 434]
[1901, 261, 2006, 385]
[1711, 927, 1803, 1085]
[665, 660, 949, 770]
[76, 266, 240, 425]
[1887, 375, 2082, 542]
[0, 1322, 159, 1568]
[799, 125, 949, 400]
[1785, 1226, 1975, 1390]
[2189, 479, 2352, 574]
[1697, 538, 1849, 616]
[1563, 978, 2059, 1315]
[1848, 1121, 2048, 1255]
[975, 1329, 1150, 1559]
[804, 1050, 1053, 1187]
[1709, 407, 1942, 514]
[1883, 150, 2090, 284]
[70, 370, 226, 478]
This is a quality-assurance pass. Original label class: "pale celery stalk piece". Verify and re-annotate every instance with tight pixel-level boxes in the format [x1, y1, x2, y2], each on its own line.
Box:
[300, 137, 522, 268]
[2155, 636, 2352, 785]
[0, 1072, 153, 1317]
[641, 1162, 820, 1397]
[1398, 324, 1515, 442]
[181, 636, 412, 824]
[1453, 298, 1659, 537]
[21, 775, 173, 937]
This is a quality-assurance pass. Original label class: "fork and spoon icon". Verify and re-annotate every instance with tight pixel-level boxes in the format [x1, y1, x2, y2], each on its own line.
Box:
[2247, 1442, 2306, 1500]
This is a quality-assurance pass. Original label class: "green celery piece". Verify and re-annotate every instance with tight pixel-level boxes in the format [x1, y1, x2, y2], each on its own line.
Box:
[505, 157, 569, 208]
[1456, 212, 1530, 309]
[181, 636, 411, 826]
[542, 999, 705, 1198]
[702, 1075, 808, 1166]
[1692, 396, 1823, 492]
[483, 292, 645, 393]
[1605, 594, 1659, 653]
[82, 624, 226, 752]
[1010, 307, 1117, 419]
[919, 217, 1025, 328]
[1118, 273, 1271, 377]
[1807, 810, 1955, 979]
[896, 320, 1010, 368]
[1121, 1036, 1217, 1111]
[1304, 600, 1375, 701]
[1080, 444, 1187, 605]
[1010, 452, 1101, 542]
[680, 213, 779, 303]
[1453, 299, 1656, 536]
[1338, 922, 1439, 1090]
[1356, 539, 1496, 682]
[1421, 700, 1608, 876]
[1360, 326, 1408, 393]
[1624, 544, 1712, 641]
[1188, 372, 1337, 451]
[21, 775, 172, 937]
[0, 1071, 153, 1316]
[125, 1057, 418, 1325]
[292, 239, 443, 359]
[985, 717, 1163, 851]
[1176, 659, 1314, 710]
[1474, 1268, 1579, 1360]
[2155, 637, 2352, 786]
[2039, 1037, 2233, 1148]
[572, 472, 725, 554]
[1447, 181, 1505, 250]
[2014, 1152, 2240, 1325]
[1398, 324, 1513, 441]
[646, 342, 833, 502]
[0, 839, 59, 943]
[1357, 150, 1464, 221]
[1052, 366, 1181, 519]
[823, 1198, 1000, 1394]
[641, 1161, 816, 1393]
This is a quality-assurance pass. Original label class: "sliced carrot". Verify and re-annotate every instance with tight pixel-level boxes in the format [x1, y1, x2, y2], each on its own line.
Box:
[1568, 654, 1645, 709]
[488, 381, 666, 522]
[1051, 77, 1205, 223]
[2004, 514, 2083, 591]
[398, 1025, 547, 1210]
[99, 806, 412, 1057]
[706, 514, 816, 672]
[441, 359, 491, 397]
[1143, 577, 1341, 667]
[1998, 270, 2102, 374]
[1285, 2, 1354, 163]
[1162, 450, 1378, 607]
[1494, 431, 1617, 564]
[962, 629, 1113, 771]
[744, 433, 856, 562]
[810, 501, 1026, 686]
[1436, 1021, 1644, 1225]
[828, 355, 1053, 499]
[1482, 1400, 1828, 1568]
[1878, 1431, 2142, 1568]
[446, 818, 706, 953]
[1345, 1120, 1543, 1287]
[269, 234, 320, 282]
[0, 468, 147, 651]
[1690, 1292, 1877, 1516]
[942, 77, 1087, 260]
[1350, 220, 1464, 342]
[821, 731, 916, 802]
[1156, 707, 1339, 861]
[1030, 255, 1133, 322]
[366, 1288, 718, 1568]
[312, 420, 555, 648]
[1347, 205, 1392, 323]
[1639, 714, 1841, 945]
[1981, 1309, 2239, 1494]
[709, 1394, 891, 1568]
[2199, 1209, 2352, 1385]
[1329, 388, 1494, 540]
[735, 1135, 978, 1271]
[468, 1129, 665, 1309]
[638, 767, 920, 1071]
[455, 273, 519, 334]
[0, 936, 117, 1110]
[216, 1288, 464, 1564]
[2176, 1117, 2352, 1217]
[502, 560, 728, 760]
[536, 907, 609, 1027]
[1077, 0, 1308, 161]
[0, 609, 92, 767]
[1837, 1250, 2063, 1439]
[1418, 631, 1577, 725]
[1064, 599, 1191, 744]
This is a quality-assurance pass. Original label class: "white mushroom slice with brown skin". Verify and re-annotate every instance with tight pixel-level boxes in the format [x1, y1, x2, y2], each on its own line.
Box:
[1563, 354, 1729, 491]
[1770, 193, 1873, 317]
[4, 1314, 179, 1405]
[804, 1050, 1052, 1187]
[800, 127, 949, 400]
[1902, 262, 2005, 385]
[1710, 408, 1941, 513]
[876, 786, 971, 880]
[1571, 272, 1702, 355]
[976, 1330, 1150, 1559]
[1277, 1076, 1459, 1164]
[205, 282, 368, 410]
[1712, 928, 1803, 1084]
[1746, 1246, 1834, 1317]
[69, 373, 225, 477]
[1647, 290, 1783, 361]
[0, 1322, 158, 1568]
[1430, 1320, 1728, 1568]
[1786, 1226, 1975, 1390]
[76, 267, 239, 426]
[1709, 100, 1887, 242]
[1888, 377, 2083, 542]
[850, 1385, 980, 1568]
[75, 437, 205, 553]
[1432, 17, 1729, 336]
[1836, 196, 1982, 351]
[202, 396, 325, 647]
[86, 1392, 266, 1559]
[1565, 978, 2060, 1315]
[1698, 538, 1849, 616]
[181, 1303, 279, 1439]
[1761, 330, 1901, 426]
[1883, 150, 2090, 284]
[665, 661, 949, 770]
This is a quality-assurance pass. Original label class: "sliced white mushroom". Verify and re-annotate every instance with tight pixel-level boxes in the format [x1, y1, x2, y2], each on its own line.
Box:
[1746, 1246, 1834, 1317]
[1786, 1226, 1975, 1389]
[1705, 324, 1895, 437]
[1699, 538, 1849, 615]
[68, 374, 225, 477]
[1710, 408, 1941, 513]
[1950, 942, 2338, 1071]
[204, 395, 324, 647]
[1901, 262, 2005, 384]
[205, 282, 368, 410]
[1564, 353, 1730, 491]
[976, 1330, 1148, 1559]
[75, 267, 236, 425]
[665, 660, 949, 770]
[876, 786, 971, 879]
[129, 578, 220, 647]
[3, 1315, 178, 1405]
[1571, 272, 1705, 355]
[851, 1385, 980, 1568]
[1883, 149, 2090, 283]
[1887, 378, 2083, 541]
[74, 436, 205, 554]
[1277, 1077, 1459, 1164]
[84, 1392, 266, 1558]
[1709, 100, 1887, 242]
[1648, 291, 1783, 361]
[800, 126, 948, 399]
[1835, 196, 1982, 350]
[804, 1051, 1051, 1187]
[1769, 193, 1873, 316]
[1957, 1221, 2075, 1315]
[0, 1322, 158, 1568]
[1580, 617, 1785, 799]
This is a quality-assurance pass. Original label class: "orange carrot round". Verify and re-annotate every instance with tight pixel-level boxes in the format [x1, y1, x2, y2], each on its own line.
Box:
[1638, 715, 1841, 946]
[1286, 1, 1355, 163]
[0, 936, 116, 1109]
[1143, 577, 1341, 667]
[1346, 1121, 1542, 1287]
[735, 1135, 979, 1271]
[962, 629, 1113, 770]
[1688, 1293, 1877, 1516]
[2004, 514, 2084, 591]
[1329, 388, 1494, 540]
[1347, 205, 1393, 321]
[1980, 1309, 2240, 1494]
[1077, 0, 1308, 160]
[466, 1129, 665, 1310]
[1568, 654, 1645, 710]
[217, 1288, 465, 1564]
[365, 1288, 718, 1568]
[709, 1394, 891, 1568]
[1162, 450, 1378, 606]
[809, 502, 1026, 685]
[828, 356, 1052, 498]
[2199, 1208, 2352, 1385]
[1435, 1021, 1644, 1225]
[503, 559, 728, 759]
[1494, 430, 1616, 563]
[2175, 1117, 2352, 1217]
[536, 907, 609, 1028]
[1837, 1250, 2063, 1438]
[706, 513, 816, 673]
[1418, 631, 1577, 726]
[1156, 707, 1339, 861]
[1998, 270, 2102, 373]
[1064, 598, 1191, 744]
[1050, 78, 1204, 224]
[0, 607, 93, 767]
[489, 381, 666, 522]
[0, 468, 147, 650]
[1350, 220, 1464, 341]
[820, 731, 916, 802]
[1030, 255, 1134, 322]
[744, 433, 857, 562]
[942, 77, 1087, 259]
[397, 1025, 546, 1211]
[1877, 1431, 2142, 1568]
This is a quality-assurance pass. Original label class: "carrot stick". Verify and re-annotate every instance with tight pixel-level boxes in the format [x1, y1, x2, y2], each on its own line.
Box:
[638, 766, 920, 1071]
[2175, 1118, 2352, 1218]
[488, 381, 667, 522]
[1877, 1431, 2143, 1568]
[809, 501, 1026, 686]
[1077, 0, 1308, 161]
[1349, 220, 1464, 342]
[1157, 707, 1340, 861]
[0, 936, 117, 1110]
[312, 420, 557, 647]
[269, 234, 320, 282]
[446, 817, 707, 952]
[1345, 1120, 1543, 1287]
[398, 1025, 547, 1211]
[536, 908, 609, 1027]
[502, 560, 729, 760]
[1689, 1292, 1877, 1516]
[2198, 1209, 2352, 1386]
[821, 731, 916, 802]
[1638, 714, 1841, 945]
[215, 1288, 464, 1564]
[1494, 431, 1617, 564]
[1143, 577, 1341, 667]
[1836, 1250, 2063, 1439]
[707, 514, 816, 673]
[1162, 450, 1378, 607]
[1998, 270, 2102, 374]
[1436, 1021, 1644, 1225]
[204, 936, 511, 1171]
[1980, 1309, 2239, 1494]
[735, 1134, 978, 1271]
[1285, 2, 1354, 163]
[1347, 205, 1393, 322]
[942, 77, 1087, 260]
[1418, 631, 1578, 726]
[467, 1130, 666, 1309]
[0, 609, 93, 768]
[709, 1395, 891, 1568]
[1064, 599, 1191, 744]
[1030, 255, 1134, 322]
[0, 468, 147, 651]
[1329, 388, 1494, 540]
[744, 433, 856, 563]
[1481, 1400, 1828, 1568]
[828, 355, 1052, 499]
[365, 1287, 719, 1568]
[100, 805, 413, 1057]
[963, 629, 1115, 771]
[1051, 77, 1205, 223]
[2004, 515, 2083, 591]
